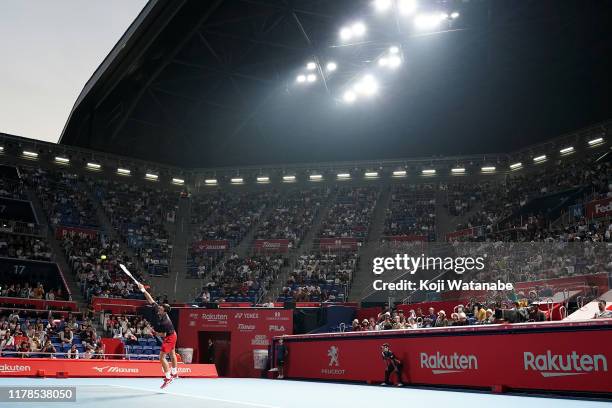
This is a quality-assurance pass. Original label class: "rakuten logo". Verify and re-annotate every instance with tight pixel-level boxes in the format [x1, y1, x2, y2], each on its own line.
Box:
[593, 200, 612, 215]
[0, 364, 31, 373]
[524, 351, 608, 377]
[420, 352, 478, 374]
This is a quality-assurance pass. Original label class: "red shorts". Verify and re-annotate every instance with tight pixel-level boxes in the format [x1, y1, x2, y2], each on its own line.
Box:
[160, 332, 177, 353]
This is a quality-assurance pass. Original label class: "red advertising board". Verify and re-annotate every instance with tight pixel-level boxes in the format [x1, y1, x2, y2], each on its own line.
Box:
[55, 226, 99, 240]
[445, 227, 476, 241]
[279, 320, 612, 394]
[176, 307, 293, 378]
[193, 240, 230, 251]
[319, 238, 358, 251]
[254, 239, 290, 253]
[586, 197, 612, 219]
[0, 358, 217, 378]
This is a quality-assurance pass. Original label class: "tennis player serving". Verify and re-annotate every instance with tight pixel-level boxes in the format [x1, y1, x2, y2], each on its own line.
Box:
[137, 282, 178, 389]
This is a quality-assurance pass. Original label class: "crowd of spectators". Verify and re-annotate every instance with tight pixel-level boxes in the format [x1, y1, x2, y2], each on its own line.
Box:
[94, 179, 178, 277]
[449, 157, 611, 233]
[0, 233, 52, 261]
[198, 254, 285, 303]
[278, 252, 356, 302]
[24, 168, 99, 228]
[319, 186, 378, 240]
[254, 187, 329, 248]
[384, 184, 436, 240]
[61, 233, 145, 300]
[0, 310, 103, 358]
[0, 282, 67, 301]
[188, 191, 278, 278]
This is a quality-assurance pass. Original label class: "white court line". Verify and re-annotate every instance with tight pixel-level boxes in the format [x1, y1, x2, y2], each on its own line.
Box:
[108, 384, 281, 408]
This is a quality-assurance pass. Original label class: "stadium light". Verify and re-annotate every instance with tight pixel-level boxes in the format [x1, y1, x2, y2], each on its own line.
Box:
[256, 176, 270, 184]
[398, 0, 418, 16]
[205, 178, 218, 186]
[481, 166, 496, 173]
[393, 170, 407, 177]
[54, 156, 70, 165]
[145, 173, 159, 181]
[296, 74, 306, 83]
[533, 155, 547, 163]
[373, 0, 392, 12]
[354, 75, 378, 96]
[340, 27, 352, 41]
[306, 73, 317, 83]
[451, 167, 465, 174]
[22, 150, 38, 159]
[365, 171, 379, 178]
[340, 22, 367, 41]
[231, 177, 244, 184]
[282, 175, 296, 183]
[306, 62, 317, 70]
[414, 13, 444, 30]
[389, 46, 400, 54]
[172, 178, 185, 185]
[326, 62, 337, 72]
[309, 174, 323, 181]
[451, 11, 460, 19]
[86, 162, 101, 170]
[588, 137, 604, 146]
[117, 168, 131, 176]
[337, 173, 351, 180]
[0, 147, 4, 153]
[559, 146, 574, 155]
[422, 169, 436, 175]
[352, 22, 366, 36]
[343, 90, 357, 104]
[509, 162, 522, 170]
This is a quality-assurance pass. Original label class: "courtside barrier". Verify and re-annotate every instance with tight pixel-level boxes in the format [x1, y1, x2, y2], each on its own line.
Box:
[0, 357, 217, 378]
[276, 319, 612, 395]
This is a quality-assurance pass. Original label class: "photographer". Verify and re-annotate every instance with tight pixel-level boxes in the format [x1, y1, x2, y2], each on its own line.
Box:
[381, 343, 403, 387]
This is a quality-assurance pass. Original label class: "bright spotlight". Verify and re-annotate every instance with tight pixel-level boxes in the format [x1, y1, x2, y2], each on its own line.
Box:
[354, 75, 378, 96]
[306, 73, 317, 82]
[378, 57, 388, 67]
[373, 0, 392, 12]
[388, 55, 402, 68]
[340, 27, 352, 41]
[414, 13, 443, 30]
[326, 62, 337, 72]
[306, 62, 317, 70]
[296, 74, 306, 83]
[451, 11, 460, 19]
[343, 90, 357, 103]
[352, 22, 366, 37]
[398, 0, 418, 16]
[389, 46, 400, 54]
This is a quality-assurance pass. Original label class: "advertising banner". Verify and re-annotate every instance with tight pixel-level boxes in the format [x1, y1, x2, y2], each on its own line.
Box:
[55, 226, 99, 240]
[586, 197, 612, 219]
[319, 238, 358, 251]
[254, 239, 290, 253]
[176, 308, 293, 378]
[280, 321, 612, 394]
[0, 358, 217, 378]
[193, 240, 230, 252]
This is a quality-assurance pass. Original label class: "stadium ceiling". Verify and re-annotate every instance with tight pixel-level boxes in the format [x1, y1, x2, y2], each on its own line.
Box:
[60, 0, 612, 168]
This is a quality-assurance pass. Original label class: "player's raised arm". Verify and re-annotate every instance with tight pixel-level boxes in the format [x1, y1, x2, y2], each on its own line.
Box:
[138, 282, 155, 304]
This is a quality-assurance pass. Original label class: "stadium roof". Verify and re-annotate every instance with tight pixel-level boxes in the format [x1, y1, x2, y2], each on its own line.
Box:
[60, 0, 612, 168]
